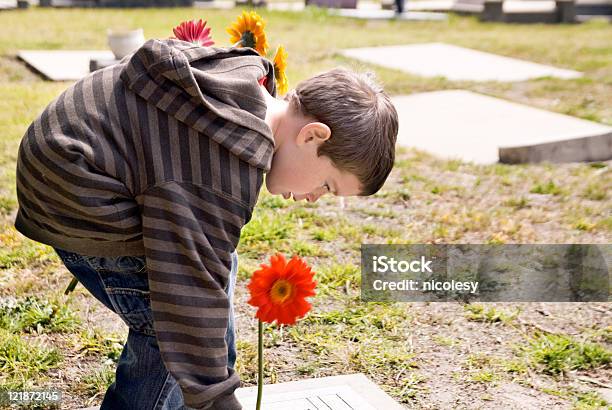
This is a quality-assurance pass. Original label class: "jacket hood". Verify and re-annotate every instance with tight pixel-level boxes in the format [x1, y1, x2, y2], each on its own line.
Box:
[119, 38, 277, 172]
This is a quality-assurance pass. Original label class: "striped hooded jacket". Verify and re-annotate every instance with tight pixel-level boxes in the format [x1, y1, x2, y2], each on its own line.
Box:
[14, 38, 277, 409]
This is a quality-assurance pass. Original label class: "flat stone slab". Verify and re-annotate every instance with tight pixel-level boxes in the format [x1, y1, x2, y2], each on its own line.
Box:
[339, 42, 582, 82]
[235, 373, 404, 409]
[407, 0, 455, 10]
[0, 0, 16, 8]
[392, 90, 612, 164]
[197, 0, 380, 10]
[18, 50, 116, 81]
[503, 0, 556, 11]
[194, 0, 235, 8]
[268, 1, 307, 10]
[329, 8, 448, 20]
[451, 0, 558, 12]
[195, 0, 449, 13]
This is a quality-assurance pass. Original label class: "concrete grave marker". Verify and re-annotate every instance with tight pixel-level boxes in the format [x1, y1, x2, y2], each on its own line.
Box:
[328, 8, 448, 20]
[235, 373, 405, 409]
[17, 50, 116, 81]
[193, 0, 234, 9]
[392, 90, 612, 164]
[340, 42, 582, 82]
[0, 0, 16, 9]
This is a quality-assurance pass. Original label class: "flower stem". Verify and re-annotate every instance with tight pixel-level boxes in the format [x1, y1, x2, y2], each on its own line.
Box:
[256, 319, 263, 410]
[64, 278, 78, 295]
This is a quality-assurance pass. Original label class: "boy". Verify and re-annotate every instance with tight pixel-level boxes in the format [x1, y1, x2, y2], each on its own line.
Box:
[13, 38, 398, 409]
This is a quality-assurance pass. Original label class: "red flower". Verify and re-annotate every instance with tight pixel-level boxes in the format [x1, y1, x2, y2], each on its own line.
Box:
[171, 19, 214, 47]
[247, 253, 317, 326]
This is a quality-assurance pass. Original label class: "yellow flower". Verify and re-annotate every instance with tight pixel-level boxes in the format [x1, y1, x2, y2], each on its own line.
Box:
[273, 45, 288, 95]
[226, 11, 269, 56]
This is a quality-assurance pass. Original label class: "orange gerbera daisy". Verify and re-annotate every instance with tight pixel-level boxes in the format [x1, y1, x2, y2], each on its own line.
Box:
[247, 252, 317, 325]
[226, 10, 269, 56]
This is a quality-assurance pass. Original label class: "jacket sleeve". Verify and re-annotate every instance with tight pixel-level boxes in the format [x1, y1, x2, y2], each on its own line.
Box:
[138, 180, 249, 410]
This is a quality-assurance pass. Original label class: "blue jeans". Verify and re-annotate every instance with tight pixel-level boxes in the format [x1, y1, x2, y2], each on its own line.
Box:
[53, 247, 239, 410]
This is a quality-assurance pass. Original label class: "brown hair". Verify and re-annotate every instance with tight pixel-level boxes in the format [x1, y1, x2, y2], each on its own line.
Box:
[284, 67, 398, 196]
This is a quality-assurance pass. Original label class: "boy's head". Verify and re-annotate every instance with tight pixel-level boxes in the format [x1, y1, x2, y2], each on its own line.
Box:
[264, 67, 399, 203]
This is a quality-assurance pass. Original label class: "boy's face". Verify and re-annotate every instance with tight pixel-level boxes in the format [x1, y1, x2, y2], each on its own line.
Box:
[265, 122, 363, 203]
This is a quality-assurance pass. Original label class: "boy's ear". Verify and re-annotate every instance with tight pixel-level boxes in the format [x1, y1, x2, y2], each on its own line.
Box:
[302, 122, 331, 143]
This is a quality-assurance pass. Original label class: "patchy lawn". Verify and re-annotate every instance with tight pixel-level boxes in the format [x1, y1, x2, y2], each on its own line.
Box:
[0, 5, 610, 409]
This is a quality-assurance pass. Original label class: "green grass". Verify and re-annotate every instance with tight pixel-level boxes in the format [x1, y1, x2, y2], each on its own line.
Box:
[464, 304, 520, 324]
[0, 296, 80, 334]
[311, 227, 338, 241]
[238, 207, 295, 257]
[432, 335, 460, 347]
[258, 195, 290, 209]
[290, 240, 327, 257]
[79, 364, 116, 397]
[540, 387, 609, 410]
[0, 328, 62, 389]
[525, 333, 611, 375]
[573, 219, 597, 231]
[573, 391, 609, 410]
[304, 302, 408, 332]
[74, 327, 125, 364]
[0, 196, 16, 217]
[503, 196, 530, 210]
[581, 182, 608, 201]
[0, 225, 59, 270]
[470, 370, 496, 383]
[461, 354, 504, 385]
[500, 358, 528, 374]
[530, 180, 564, 195]
[313, 262, 361, 297]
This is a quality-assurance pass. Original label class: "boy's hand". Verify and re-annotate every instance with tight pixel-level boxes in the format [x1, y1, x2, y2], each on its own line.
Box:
[281, 189, 327, 203]
[283, 192, 308, 201]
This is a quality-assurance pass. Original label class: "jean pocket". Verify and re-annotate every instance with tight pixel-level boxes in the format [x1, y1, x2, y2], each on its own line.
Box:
[83, 255, 147, 275]
[85, 256, 155, 336]
[106, 287, 156, 336]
